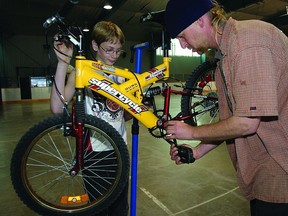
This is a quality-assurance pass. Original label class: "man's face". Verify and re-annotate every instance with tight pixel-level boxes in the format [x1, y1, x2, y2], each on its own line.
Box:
[176, 21, 209, 55]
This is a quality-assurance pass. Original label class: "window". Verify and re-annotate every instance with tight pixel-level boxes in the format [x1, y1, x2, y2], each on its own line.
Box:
[156, 39, 200, 57]
[30, 76, 53, 87]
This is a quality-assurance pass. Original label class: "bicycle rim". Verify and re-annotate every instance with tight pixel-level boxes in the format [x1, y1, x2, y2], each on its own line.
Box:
[11, 115, 129, 216]
[181, 59, 219, 126]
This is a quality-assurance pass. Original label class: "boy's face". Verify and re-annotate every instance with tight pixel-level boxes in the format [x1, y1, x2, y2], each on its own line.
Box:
[92, 39, 123, 65]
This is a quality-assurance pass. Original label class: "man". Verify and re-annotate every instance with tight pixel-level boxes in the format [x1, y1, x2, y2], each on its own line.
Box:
[164, 0, 288, 215]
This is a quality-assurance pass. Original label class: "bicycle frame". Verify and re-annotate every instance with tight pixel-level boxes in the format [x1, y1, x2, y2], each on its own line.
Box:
[73, 52, 171, 129]
[50, 10, 193, 175]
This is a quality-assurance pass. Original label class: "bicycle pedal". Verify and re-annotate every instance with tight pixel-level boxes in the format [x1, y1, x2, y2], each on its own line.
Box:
[177, 146, 195, 164]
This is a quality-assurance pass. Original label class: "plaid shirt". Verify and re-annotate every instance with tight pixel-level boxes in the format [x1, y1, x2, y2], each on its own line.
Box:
[216, 17, 288, 203]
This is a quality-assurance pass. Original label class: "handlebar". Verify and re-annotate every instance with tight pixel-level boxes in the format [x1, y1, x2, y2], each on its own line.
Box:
[43, 0, 83, 54]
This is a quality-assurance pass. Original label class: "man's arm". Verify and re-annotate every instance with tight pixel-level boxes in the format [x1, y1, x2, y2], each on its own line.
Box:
[165, 116, 260, 141]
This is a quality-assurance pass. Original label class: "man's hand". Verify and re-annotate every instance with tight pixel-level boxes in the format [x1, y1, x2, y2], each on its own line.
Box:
[165, 120, 194, 140]
[170, 144, 195, 164]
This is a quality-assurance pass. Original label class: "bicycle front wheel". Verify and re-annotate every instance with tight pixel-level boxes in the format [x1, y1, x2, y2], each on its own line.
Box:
[10, 114, 130, 216]
[181, 59, 219, 126]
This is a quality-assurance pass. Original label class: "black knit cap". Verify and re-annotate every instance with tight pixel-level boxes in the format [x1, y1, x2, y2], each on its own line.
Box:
[164, 0, 214, 38]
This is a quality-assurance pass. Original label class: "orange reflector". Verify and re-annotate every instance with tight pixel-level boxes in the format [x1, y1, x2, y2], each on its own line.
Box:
[60, 194, 89, 204]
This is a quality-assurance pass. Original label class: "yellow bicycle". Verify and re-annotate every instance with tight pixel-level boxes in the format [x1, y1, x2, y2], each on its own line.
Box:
[10, 2, 218, 216]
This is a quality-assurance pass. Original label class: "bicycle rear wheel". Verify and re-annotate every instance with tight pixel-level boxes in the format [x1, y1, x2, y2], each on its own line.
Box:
[10, 114, 130, 216]
[181, 59, 219, 126]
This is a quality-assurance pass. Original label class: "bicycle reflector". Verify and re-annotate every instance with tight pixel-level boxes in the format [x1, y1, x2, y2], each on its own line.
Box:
[60, 194, 89, 204]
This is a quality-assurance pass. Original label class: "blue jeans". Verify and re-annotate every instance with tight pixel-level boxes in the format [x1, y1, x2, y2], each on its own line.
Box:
[250, 199, 288, 216]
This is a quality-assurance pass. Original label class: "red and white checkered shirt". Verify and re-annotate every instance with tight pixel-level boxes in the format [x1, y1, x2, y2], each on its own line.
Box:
[216, 17, 288, 203]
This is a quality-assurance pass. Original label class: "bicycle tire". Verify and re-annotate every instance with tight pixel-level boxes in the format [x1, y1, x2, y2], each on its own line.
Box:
[10, 114, 130, 216]
[181, 59, 219, 126]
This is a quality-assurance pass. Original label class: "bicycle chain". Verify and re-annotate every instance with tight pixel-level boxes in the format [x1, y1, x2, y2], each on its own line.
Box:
[148, 109, 172, 138]
[148, 127, 165, 138]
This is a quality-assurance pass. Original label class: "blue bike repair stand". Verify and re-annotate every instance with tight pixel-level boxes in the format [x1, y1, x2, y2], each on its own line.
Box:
[130, 42, 150, 216]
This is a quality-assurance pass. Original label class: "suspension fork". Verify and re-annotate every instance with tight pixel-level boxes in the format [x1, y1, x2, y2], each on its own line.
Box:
[69, 88, 86, 176]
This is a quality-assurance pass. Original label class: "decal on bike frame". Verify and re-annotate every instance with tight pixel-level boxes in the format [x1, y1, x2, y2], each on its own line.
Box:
[88, 78, 148, 114]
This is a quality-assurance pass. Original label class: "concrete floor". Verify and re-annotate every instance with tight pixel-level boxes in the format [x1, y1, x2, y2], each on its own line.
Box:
[0, 95, 249, 216]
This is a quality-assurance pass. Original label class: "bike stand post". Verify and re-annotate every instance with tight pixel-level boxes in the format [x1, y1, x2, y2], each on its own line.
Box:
[130, 42, 149, 216]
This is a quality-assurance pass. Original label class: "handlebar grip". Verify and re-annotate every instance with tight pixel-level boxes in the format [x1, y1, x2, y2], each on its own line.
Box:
[43, 15, 58, 29]
[140, 10, 165, 26]
[43, 0, 79, 29]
